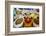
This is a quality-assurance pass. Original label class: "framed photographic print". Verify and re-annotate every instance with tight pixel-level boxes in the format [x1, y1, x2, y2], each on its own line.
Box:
[5, 1, 45, 36]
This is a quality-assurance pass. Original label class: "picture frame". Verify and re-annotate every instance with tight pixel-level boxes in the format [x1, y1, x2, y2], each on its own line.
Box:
[5, 1, 45, 36]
